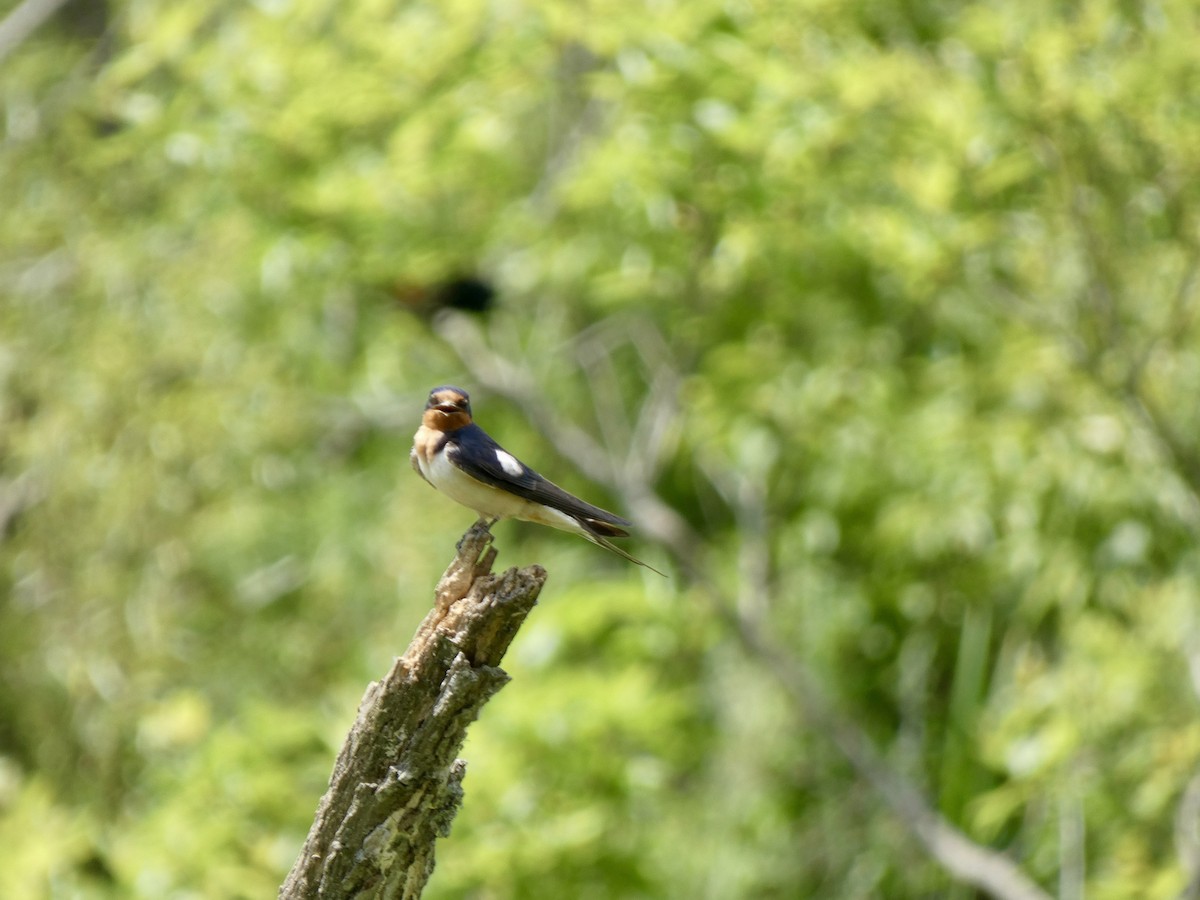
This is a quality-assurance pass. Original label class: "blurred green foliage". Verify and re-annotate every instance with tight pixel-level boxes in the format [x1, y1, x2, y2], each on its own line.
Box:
[3, 0, 1200, 896]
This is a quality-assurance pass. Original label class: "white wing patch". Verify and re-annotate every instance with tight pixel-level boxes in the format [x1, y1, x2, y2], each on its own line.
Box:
[427, 447, 567, 526]
[495, 449, 524, 477]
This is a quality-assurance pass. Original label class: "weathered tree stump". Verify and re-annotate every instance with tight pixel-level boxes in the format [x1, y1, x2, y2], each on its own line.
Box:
[280, 522, 546, 899]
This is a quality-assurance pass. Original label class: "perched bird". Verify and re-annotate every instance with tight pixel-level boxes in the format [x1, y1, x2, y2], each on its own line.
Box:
[411, 385, 663, 575]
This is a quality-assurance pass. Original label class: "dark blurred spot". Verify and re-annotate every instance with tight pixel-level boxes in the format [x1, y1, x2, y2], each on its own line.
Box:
[390, 275, 496, 317]
[435, 276, 496, 313]
[56, 0, 110, 41]
[77, 850, 116, 884]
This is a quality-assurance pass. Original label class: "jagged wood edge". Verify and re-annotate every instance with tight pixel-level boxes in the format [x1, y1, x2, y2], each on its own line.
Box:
[280, 521, 546, 899]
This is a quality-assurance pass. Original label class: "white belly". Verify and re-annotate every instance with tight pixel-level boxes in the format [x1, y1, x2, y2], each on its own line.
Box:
[422, 450, 584, 536]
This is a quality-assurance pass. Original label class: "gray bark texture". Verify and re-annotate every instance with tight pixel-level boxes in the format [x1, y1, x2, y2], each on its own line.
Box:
[279, 522, 546, 899]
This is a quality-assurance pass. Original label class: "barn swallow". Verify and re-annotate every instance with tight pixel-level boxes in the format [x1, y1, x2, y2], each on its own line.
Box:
[411, 385, 663, 575]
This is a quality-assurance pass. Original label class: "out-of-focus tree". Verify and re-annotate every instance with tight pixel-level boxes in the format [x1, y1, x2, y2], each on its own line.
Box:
[2, 0, 1199, 897]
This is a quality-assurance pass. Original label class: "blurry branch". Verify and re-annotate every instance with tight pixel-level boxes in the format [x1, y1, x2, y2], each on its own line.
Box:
[1033, 136, 1200, 508]
[1120, 389, 1200, 514]
[280, 523, 545, 900]
[435, 313, 1051, 900]
[0, 472, 43, 542]
[1120, 252, 1200, 504]
[697, 456, 773, 628]
[525, 42, 607, 222]
[1066, 180, 1121, 352]
[1095, 247, 1200, 507]
[727, 607, 1050, 900]
[1058, 788, 1085, 900]
[1176, 772, 1200, 900]
[994, 246, 1200, 519]
[997, 151, 1200, 895]
[1126, 253, 1200, 392]
[0, 0, 70, 64]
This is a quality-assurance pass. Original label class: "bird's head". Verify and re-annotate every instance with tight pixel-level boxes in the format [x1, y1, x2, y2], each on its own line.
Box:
[423, 386, 473, 431]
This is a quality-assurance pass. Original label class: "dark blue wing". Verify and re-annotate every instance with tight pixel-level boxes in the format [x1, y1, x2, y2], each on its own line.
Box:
[447, 423, 631, 534]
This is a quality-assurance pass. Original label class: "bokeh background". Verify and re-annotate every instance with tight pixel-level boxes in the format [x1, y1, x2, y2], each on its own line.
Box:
[3, 0, 1200, 897]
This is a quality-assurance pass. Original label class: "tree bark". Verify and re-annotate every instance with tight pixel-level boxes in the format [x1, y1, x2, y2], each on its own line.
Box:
[280, 521, 546, 900]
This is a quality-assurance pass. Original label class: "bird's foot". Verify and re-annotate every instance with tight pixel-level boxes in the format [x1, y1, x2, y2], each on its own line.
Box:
[457, 517, 497, 552]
